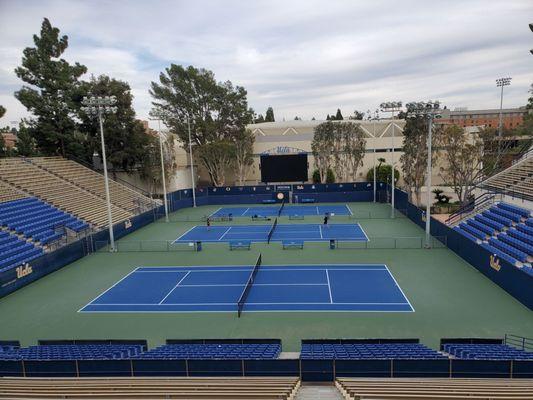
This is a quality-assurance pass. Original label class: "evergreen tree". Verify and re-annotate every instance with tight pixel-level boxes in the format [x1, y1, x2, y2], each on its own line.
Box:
[335, 108, 343, 120]
[79, 75, 150, 171]
[265, 107, 275, 122]
[15, 121, 37, 156]
[0, 105, 5, 119]
[254, 114, 265, 123]
[14, 18, 87, 157]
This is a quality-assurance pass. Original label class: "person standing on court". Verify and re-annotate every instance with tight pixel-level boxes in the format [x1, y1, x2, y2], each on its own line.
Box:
[323, 213, 329, 228]
[206, 216, 211, 231]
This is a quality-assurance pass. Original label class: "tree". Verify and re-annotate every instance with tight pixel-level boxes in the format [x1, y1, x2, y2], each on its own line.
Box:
[233, 128, 255, 185]
[326, 114, 331, 121]
[349, 110, 365, 120]
[366, 163, 399, 184]
[0, 105, 5, 119]
[15, 120, 37, 156]
[139, 133, 178, 194]
[312, 121, 366, 183]
[79, 75, 150, 172]
[400, 116, 440, 206]
[150, 64, 253, 186]
[438, 124, 510, 205]
[326, 168, 335, 183]
[311, 121, 335, 182]
[265, 107, 275, 122]
[335, 109, 343, 120]
[254, 114, 265, 123]
[14, 18, 87, 157]
[294, 116, 301, 120]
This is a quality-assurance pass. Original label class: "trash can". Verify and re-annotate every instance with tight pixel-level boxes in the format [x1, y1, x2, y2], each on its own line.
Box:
[196, 241, 202, 251]
[329, 239, 336, 250]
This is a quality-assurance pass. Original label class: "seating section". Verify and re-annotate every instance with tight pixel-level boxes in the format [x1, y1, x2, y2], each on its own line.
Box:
[30, 157, 155, 214]
[0, 158, 133, 228]
[454, 202, 532, 273]
[0, 197, 89, 244]
[0, 344, 144, 360]
[482, 153, 533, 200]
[137, 343, 281, 359]
[443, 344, 533, 360]
[336, 378, 533, 400]
[300, 343, 445, 359]
[0, 231, 43, 273]
[0, 377, 301, 399]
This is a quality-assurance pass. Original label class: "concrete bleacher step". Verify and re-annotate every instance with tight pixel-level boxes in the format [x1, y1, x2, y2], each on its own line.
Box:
[294, 383, 344, 400]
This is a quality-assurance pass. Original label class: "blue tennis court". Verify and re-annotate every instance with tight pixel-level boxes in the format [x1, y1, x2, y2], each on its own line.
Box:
[174, 223, 368, 243]
[210, 204, 352, 217]
[79, 264, 413, 313]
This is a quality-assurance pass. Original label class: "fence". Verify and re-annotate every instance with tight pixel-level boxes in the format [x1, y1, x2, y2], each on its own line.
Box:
[336, 236, 447, 250]
[95, 240, 199, 252]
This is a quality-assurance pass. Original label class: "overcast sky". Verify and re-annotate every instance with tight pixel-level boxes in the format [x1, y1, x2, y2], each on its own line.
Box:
[1, 0, 532, 127]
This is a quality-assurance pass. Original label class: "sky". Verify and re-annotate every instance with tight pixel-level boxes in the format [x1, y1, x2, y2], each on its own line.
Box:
[0, 0, 532, 128]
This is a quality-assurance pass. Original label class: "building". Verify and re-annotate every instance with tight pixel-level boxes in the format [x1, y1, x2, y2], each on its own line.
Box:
[439, 107, 527, 130]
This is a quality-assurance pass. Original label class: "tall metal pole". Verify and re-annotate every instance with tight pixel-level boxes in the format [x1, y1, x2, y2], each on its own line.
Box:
[425, 116, 433, 248]
[157, 119, 169, 222]
[496, 77, 511, 161]
[187, 114, 197, 207]
[98, 109, 115, 251]
[373, 118, 376, 203]
[390, 118, 395, 218]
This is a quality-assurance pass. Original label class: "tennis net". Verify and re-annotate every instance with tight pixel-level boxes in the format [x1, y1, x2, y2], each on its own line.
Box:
[267, 217, 278, 243]
[237, 253, 262, 317]
[278, 200, 285, 216]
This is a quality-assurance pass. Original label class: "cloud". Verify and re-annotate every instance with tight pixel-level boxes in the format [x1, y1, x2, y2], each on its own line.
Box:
[0, 0, 532, 126]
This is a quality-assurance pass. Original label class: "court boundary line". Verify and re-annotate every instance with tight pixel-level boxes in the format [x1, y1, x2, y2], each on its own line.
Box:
[325, 269, 333, 303]
[173, 226, 196, 242]
[208, 207, 222, 217]
[80, 263, 413, 314]
[218, 227, 232, 241]
[346, 204, 354, 216]
[83, 301, 411, 306]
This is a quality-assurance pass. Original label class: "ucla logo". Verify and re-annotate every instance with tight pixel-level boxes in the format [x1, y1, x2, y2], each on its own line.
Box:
[489, 254, 501, 271]
[16, 263, 33, 279]
[125, 220, 132, 229]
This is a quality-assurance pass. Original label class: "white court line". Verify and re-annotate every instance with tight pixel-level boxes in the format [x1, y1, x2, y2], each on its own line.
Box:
[346, 204, 354, 216]
[77, 267, 140, 312]
[173, 226, 196, 243]
[384, 266, 415, 312]
[218, 227, 232, 241]
[158, 271, 191, 304]
[319, 225, 323, 239]
[180, 283, 329, 287]
[241, 207, 250, 216]
[325, 269, 333, 303]
[315, 206, 319, 215]
[208, 207, 222, 217]
[86, 301, 411, 306]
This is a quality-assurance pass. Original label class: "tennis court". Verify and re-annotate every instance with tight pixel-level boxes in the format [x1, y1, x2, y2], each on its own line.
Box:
[173, 223, 368, 243]
[210, 204, 352, 217]
[79, 263, 413, 313]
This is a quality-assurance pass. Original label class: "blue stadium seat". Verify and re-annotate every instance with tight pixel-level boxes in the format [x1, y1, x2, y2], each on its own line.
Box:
[488, 238, 529, 263]
[300, 343, 445, 360]
[474, 215, 505, 232]
[507, 228, 533, 246]
[0, 344, 144, 361]
[489, 206, 522, 223]
[443, 344, 533, 360]
[480, 243, 519, 265]
[517, 224, 533, 237]
[467, 219, 495, 236]
[498, 233, 533, 256]
[136, 343, 281, 360]
[482, 210, 513, 227]
[497, 203, 531, 218]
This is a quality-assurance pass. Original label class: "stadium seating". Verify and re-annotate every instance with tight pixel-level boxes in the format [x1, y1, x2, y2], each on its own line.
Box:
[474, 214, 505, 231]
[0, 197, 89, 244]
[0, 344, 144, 360]
[498, 202, 531, 218]
[482, 153, 533, 200]
[466, 219, 495, 236]
[488, 238, 529, 263]
[0, 231, 43, 272]
[336, 377, 533, 399]
[29, 157, 155, 214]
[0, 377, 301, 399]
[0, 181, 27, 203]
[0, 158, 133, 228]
[443, 343, 533, 360]
[481, 210, 513, 227]
[300, 343, 445, 360]
[136, 343, 281, 359]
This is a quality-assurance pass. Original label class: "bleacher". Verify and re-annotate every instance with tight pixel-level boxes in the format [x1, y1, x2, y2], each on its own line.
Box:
[336, 378, 533, 399]
[0, 344, 144, 360]
[453, 202, 532, 273]
[0, 181, 27, 203]
[0, 158, 133, 228]
[0, 377, 301, 399]
[482, 152, 533, 200]
[136, 343, 281, 360]
[30, 157, 155, 214]
[0, 231, 43, 273]
[443, 343, 533, 360]
[300, 342, 445, 360]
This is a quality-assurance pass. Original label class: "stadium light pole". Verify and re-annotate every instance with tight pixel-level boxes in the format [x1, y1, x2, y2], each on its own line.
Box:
[496, 77, 511, 159]
[81, 95, 118, 252]
[530, 23, 533, 55]
[380, 101, 402, 218]
[186, 113, 197, 207]
[406, 101, 442, 248]
[368, 109, 380, 203]
[149, 114, 169, 223]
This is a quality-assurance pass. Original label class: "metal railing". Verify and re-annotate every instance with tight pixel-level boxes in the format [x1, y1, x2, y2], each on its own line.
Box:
[445, 192, 500, 226]
[504, 334, 533, 352]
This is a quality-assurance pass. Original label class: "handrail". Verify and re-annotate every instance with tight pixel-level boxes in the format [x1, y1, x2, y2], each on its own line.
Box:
[445, 192, 498, 226]
[504, 333, 533, 352]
